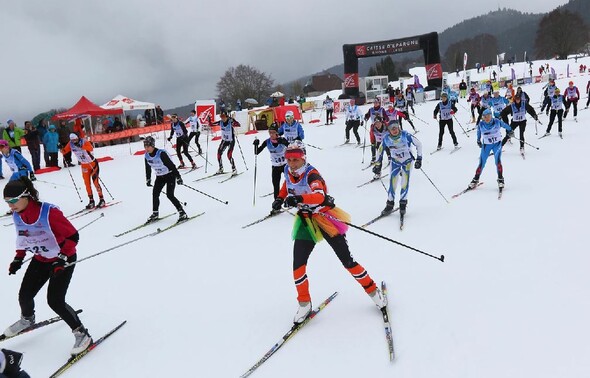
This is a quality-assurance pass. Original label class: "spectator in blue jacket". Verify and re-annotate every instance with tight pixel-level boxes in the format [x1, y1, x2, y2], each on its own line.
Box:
[42, 124, 60, 167]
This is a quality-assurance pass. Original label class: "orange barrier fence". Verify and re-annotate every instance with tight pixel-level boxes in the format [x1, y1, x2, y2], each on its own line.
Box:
[88, 123, 169, 142]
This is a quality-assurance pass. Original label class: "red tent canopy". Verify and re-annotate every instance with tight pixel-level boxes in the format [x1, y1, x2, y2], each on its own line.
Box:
[52, 96, 122, 120]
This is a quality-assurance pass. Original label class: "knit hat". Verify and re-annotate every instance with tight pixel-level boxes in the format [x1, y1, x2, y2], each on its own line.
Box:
[0, 140, 8, 148]
[69, 133, 78, 140]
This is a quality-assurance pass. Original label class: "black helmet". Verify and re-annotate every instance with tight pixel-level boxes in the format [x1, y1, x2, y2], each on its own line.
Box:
[143, 136, 155, 147]
[268, 122, 278, 132]
[220, 110, 228, 117]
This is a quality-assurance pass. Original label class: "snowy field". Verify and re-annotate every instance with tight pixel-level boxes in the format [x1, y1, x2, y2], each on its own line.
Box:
[1, 57, 589, 377]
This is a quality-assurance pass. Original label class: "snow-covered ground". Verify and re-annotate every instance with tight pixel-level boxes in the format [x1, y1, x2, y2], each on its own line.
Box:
[1, 57, 589, 377]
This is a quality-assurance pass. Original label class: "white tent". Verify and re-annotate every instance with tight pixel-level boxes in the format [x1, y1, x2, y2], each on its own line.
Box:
[101, 95, 155, 111]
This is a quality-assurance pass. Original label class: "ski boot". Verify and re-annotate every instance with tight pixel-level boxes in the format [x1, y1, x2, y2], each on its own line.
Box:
[381, 200, 395, 216]
[369, 287, 386, 310]
[293, 301, 312, 324]
[71, 326, 92, 355]
[344, 139, 350, 144]
[436, 145, 442, 151]
[216, 166, 224, 174]
[146, 212, 159, 224]
[85, 198, 95, 210]
[497, 177, 505, 189]
[177, 209, 188, 222]
[177, 161, 185, 169]
[96, 197, 106, 208]
[3, 315, 35, 338]
[468, 178, 479, 189]
[191, 161, 197, 169]
[231, 166, 237, 175]
[399, 199, 407, 216]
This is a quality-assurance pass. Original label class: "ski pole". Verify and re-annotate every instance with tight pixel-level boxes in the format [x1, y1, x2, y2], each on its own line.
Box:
[304, 142, 323, 150]
[205, 123, 210, 173]
[235, 134, 249, 170]
[452, 114, 470, 137]
[411, 114, 430, 126]
[314, 211, 444, 262]
[66, 166, 83, 202]
[66, 231, 157, 267]
[535, 120, 538, 135]
[98, 176, 114, 200]
[78, 212, 104, 231]
[419, 168, 450, 204]
[181, 183, 229, 205]
[161, 191, 187, 206]
[35, 179, 76, 190]
[253, 147, 258, 206]
[510, 136, 540, 150]
[361, 123, 367, 164]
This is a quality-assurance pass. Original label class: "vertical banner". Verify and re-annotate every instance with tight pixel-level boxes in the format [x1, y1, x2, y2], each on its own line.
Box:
[463, 52, 468, 79]
[511, 68, 516, 81]
[567, 64, 570, 78]
[523, 51, 527, 77]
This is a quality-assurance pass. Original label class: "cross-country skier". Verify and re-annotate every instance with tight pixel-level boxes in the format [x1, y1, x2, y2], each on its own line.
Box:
[394, 92, 416, 132]
[563, 81, 580, 121]
[433, 92, 459, 150]
[369, 115, 392, 164]
[489, 90, 509, 118]
[61, 133, 104, 209]
[405, 86, 416, 114]
[323, 96, 334, 125]
[185, 110, 203, 154]
[541, 79, 557, 116]
[253, 124, 289, 204]
[364, 99, 389, 127]
[168, 114, 196, 169]
[143, 136, 187, 223]
[277, 110, 304, 143]
[544, 88, 565, 137]
[515, 86, 530, 102]
[468, 109, 513, 190]
[2, 178, 92, 356]
[467, 88, 481, 123]
[210, 110, 240, 174]
[0, 140, 35, 182]
[475, 91, 492, 125]
[500, 95, 538, 153]
[344, 98, 363, 144]
[270, 141, 385, 323]
[373, 121, 423, 217]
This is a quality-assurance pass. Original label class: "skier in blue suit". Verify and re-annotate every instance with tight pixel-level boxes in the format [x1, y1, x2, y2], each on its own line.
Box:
[468, 109, 513, 190]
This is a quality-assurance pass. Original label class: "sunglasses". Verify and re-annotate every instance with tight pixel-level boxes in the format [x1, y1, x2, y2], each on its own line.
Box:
[5, 191, 28, 204]
[285, 115, 294, 119]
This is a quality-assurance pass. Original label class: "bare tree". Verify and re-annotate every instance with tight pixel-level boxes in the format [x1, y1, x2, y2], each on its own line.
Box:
[216, 65, 274, 107]
[534, 9, 590, 59]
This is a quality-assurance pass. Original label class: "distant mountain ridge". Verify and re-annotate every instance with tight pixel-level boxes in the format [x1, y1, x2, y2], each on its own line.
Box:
[281, 0, 583, 92]
[168, 0, 584, 115]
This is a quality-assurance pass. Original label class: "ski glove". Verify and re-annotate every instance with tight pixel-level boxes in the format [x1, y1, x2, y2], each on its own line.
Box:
[271, 198, 283, 211]
[167, 137, 172, 142]
[176, 177, 184, 185]
[414, 158, 422, 170]
[29, 173, 36, 181]
[360, 121, 364, 126]
[51, 254, 68, 278]
[253, 138, 260, 147]
[8, 257, 23, 275]
[507, 131, 515, 138]
[477, 141, 482, 148]
[285, 195, 303, 208]
[146, 179, 152, 187]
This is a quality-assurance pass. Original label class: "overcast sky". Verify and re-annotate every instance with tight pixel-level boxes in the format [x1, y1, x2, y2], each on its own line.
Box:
[0, 0, 568, 124]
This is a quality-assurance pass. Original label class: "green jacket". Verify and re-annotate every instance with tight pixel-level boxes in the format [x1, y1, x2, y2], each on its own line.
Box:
[3, 127, 25, 148]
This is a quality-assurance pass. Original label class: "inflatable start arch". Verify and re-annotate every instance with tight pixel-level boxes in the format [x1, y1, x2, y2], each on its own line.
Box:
[342, 32, 442, 97]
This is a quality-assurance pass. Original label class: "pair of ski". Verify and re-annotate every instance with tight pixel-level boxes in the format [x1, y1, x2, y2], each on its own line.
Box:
[0, 310, 126, 378]
[240, 282, 393, 377]
[357, 173, 388, 188]
[114, 213, 176, 237]
[452, 182, 503, 200]
[361, 208, 400, 228]
[193, 171, 242, 183]
[242, 210, 283, 229]
[67, 201, 122, 221]
[430, 146, 461, 155]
